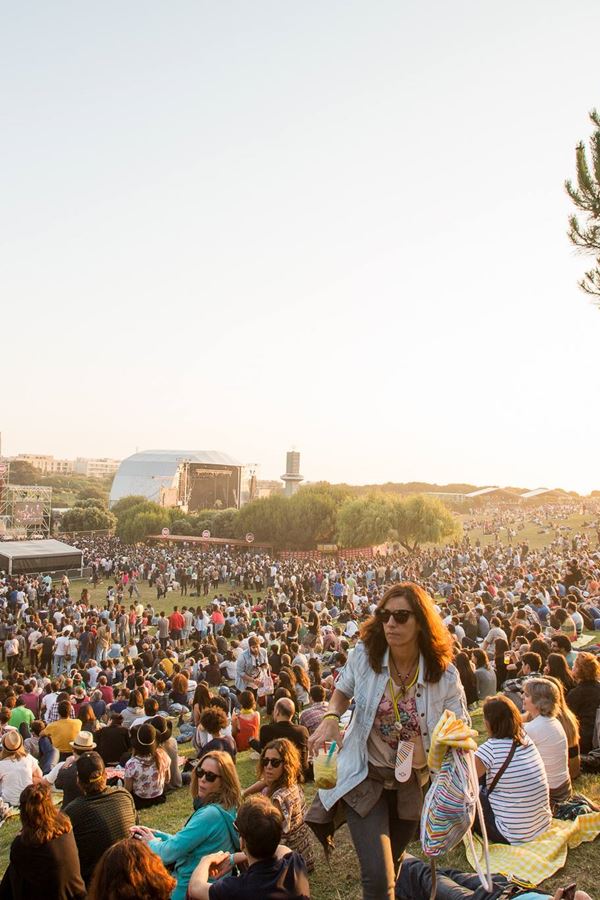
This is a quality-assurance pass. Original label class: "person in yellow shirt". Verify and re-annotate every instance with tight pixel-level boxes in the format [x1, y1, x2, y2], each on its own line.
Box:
[41, 701, 82, 759]
[160, 654, 174, 679]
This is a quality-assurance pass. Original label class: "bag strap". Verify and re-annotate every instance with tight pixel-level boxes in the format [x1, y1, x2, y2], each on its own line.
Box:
[487, 739, 518, 795]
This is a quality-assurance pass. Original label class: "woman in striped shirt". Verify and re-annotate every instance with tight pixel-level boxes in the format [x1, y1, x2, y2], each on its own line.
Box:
[475, 695, 551, 844]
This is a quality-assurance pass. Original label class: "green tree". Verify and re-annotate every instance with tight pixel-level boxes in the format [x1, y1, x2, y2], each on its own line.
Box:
[336, 495, 393, 548]
[565, 109, 600, 303]
[235, 495, 292, 549]
[389, 494, 461, 552]
[118, 507, 170, 542]
[60, 504, 116, 533]
[6, 461, 39, 484]
[111, 495, 149, 517]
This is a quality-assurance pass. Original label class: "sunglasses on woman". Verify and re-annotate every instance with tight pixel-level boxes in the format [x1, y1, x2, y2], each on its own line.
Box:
[196, 767, 221, 782]
[262, 757, 283, 768]
[376, 608, 415, 624]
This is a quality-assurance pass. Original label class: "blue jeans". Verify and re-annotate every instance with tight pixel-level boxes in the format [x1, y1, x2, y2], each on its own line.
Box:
[396, 856, 512, 900]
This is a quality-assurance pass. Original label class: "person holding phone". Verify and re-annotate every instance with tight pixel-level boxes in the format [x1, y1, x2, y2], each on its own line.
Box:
[130, 751, 241, 900]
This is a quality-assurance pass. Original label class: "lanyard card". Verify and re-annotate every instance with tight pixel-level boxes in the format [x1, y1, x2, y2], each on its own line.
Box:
[395, 739, 414, 782]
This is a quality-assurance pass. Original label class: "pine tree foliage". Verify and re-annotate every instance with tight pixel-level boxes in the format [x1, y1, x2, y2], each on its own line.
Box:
[565, 109, 600, 303]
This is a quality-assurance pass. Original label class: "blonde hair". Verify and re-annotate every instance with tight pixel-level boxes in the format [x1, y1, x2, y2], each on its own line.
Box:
[544, 675, 580, 747]
[191, 751, 242, 812]
[524, 677, 560, 717]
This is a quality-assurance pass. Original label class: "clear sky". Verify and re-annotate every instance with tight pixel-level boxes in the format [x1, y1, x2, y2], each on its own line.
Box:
[2, 1, 600, 493]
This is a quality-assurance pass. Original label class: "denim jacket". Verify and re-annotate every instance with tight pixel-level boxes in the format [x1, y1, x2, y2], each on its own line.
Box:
[319, 641, 469, 810]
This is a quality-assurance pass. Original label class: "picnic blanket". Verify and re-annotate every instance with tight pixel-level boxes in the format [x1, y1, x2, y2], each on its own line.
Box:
[465, 812, 600, 887]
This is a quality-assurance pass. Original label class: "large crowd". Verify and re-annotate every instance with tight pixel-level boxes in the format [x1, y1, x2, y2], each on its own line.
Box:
[0, 509, 599, 899]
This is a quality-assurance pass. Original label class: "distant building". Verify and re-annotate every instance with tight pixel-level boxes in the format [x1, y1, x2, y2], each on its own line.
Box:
[11, 454, 120, 478]
[281, 450, 304, 497]
[74, 457, 120, 478]
[13, 454, 74, 475]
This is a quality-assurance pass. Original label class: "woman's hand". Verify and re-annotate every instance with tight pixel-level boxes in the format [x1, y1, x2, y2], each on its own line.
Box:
[129, 825, 155, 843]
[308, 716, 343, 757]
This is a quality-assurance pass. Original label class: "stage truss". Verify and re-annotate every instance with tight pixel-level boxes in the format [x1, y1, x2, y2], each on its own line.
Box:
[0, 484, 53, 539]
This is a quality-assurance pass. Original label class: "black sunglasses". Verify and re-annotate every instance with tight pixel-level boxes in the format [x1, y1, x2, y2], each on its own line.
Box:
[376, 608, 415, 624]
[196, 767, 221, 783]
[262, 757, 283, 768]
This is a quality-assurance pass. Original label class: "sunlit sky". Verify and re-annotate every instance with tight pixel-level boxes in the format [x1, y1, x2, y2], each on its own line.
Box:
[3, 1, 600, 493]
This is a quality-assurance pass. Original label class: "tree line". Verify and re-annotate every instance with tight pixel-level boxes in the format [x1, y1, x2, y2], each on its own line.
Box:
[101, 483, 460, 551]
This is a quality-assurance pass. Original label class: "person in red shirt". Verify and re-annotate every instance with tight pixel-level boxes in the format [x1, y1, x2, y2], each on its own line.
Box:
[168, 607, 185, 649]
[96, 676, 114, 705]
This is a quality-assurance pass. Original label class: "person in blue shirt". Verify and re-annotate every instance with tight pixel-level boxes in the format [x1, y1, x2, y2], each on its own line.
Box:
[131, 751, 241, 900]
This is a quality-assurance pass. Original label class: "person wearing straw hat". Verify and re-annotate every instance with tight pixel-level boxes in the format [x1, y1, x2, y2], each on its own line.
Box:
[45, 731, 97, 808]
[0, 730, 42, 807]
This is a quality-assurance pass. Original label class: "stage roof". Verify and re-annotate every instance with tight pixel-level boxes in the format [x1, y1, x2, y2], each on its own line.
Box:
[0, 540, 83, 575]
[109, 449, 242, 507]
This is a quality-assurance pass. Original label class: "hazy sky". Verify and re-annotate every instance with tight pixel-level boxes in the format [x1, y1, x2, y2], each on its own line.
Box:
[3, 1, 600, 492]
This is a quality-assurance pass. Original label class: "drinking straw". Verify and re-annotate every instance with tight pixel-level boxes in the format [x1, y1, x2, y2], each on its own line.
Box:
[326, 740, 337, 760]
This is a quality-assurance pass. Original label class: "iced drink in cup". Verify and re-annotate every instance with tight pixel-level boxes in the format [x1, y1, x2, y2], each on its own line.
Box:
[313, 744, 338, 790]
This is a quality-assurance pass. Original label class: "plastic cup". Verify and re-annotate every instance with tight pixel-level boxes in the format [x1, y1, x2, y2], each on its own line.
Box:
[313, 747, 338, 790]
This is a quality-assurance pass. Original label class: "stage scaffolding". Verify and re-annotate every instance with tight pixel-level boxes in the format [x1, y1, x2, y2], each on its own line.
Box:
[0, 484, 53, 539]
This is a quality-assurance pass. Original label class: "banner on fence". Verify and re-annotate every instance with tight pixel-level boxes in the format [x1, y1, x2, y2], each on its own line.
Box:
[278, 546, 375, 560]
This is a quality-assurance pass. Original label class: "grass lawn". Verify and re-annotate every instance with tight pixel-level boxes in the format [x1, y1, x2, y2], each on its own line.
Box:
[462, 512, 599, 552]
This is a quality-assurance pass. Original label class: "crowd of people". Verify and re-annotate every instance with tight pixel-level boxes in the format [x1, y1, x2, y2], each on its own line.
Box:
[0, 512, 599, 899]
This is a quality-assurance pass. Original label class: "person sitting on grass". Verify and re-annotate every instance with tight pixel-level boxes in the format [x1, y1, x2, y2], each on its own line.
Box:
[124, 722, 170, 809]
[130, 750, 241, 900]
[231, 691, 260, 752]
[187, 794, 310, 900]
[87, 837, 176, 900]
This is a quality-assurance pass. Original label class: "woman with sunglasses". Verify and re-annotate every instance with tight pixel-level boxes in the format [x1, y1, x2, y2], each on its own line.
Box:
[307, 582, 468, 900]
[243, 737, 315, 872]
[131, 751, 241, 900]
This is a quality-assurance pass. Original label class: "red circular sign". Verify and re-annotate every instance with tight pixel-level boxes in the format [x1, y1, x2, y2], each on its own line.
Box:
[245, 533, 255, 543]
[202, 530, 211, 539]
[161, 527, 170, 537]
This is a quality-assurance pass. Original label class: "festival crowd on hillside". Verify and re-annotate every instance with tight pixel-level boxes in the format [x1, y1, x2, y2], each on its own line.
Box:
[0, 514, 598, 899]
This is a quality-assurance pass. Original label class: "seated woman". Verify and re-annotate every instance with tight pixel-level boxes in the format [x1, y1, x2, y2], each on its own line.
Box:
[544, 654, 575, 693]
[0, 731, 43, 808]
[454, 651, 479, 708]
[243, 737, 314, 872]
[567, 652, 600, 754]
[544, 676, 581, 781]
[472, 649, 497, 701]
[169, 673, 190, 715]
[474, 695, 551, 845]
[149, 716, 182, 789]
[120, 690, 145, 729]
[523, 678, 572, 809]
[231, 691, 260, 752]
[195, 708, 236, 760]
[0, 783, 86, 899]
[88, 838, 175, 900]
[131, 750, 241, 900]
[124, 722, 170, 809]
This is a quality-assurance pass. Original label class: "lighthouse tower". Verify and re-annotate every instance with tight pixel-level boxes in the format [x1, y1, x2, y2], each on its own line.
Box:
[281, 450, 304, 497]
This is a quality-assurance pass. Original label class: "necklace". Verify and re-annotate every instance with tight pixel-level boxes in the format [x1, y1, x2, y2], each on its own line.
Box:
[389, 656, 419, 698]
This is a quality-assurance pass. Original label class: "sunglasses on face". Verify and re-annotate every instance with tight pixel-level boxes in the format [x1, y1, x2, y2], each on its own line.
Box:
[196, 768, 221, 783]
[262, 757, 283, 768]
[376, 608, 415, 624]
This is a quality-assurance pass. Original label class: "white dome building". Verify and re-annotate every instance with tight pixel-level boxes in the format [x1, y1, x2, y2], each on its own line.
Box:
[109, 449, 246, 510]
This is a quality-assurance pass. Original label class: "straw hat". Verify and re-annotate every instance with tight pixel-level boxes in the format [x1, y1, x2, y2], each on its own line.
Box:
[2, 731, 23, 753]
[69, 731, 97, 751]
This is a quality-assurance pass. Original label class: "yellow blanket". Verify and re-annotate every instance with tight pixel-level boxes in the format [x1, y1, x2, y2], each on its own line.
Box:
[465, 812, 600, 887]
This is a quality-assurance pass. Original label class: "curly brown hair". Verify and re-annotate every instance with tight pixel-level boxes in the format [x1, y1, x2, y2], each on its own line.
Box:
[574, 651, 600, 684]
[360, 582, 453, 681]
[87, 838, 176, 900]
[259, 738, 303, 792]
[19, 783, 72, 846]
